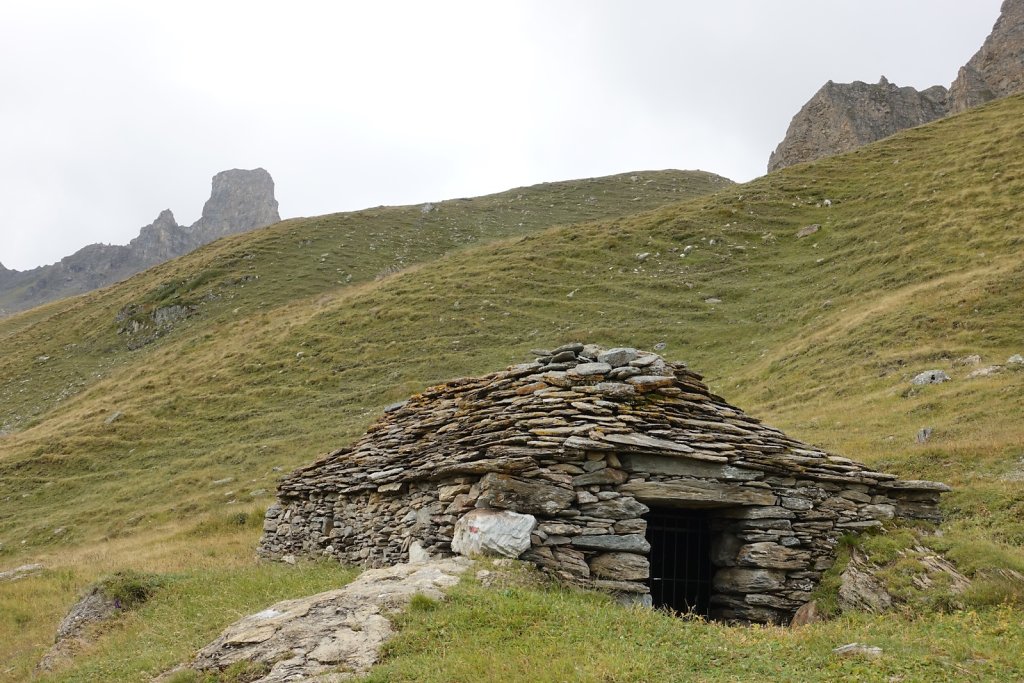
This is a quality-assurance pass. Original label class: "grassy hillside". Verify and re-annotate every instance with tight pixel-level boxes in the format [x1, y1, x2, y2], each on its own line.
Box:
[2, 94, 1024, 681]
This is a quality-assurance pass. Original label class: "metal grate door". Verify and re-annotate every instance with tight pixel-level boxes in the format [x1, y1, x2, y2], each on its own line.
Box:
[645, 509, 713, 616]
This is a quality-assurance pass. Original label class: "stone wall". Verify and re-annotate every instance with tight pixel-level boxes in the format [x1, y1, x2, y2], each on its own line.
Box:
[259, 343, 949, 624]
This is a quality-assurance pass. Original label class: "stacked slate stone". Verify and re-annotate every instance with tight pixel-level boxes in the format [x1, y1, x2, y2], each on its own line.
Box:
[259, 343, 950, 624]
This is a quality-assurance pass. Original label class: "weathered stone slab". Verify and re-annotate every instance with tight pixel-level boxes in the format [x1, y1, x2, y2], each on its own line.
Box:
[620, 453, 761, 479]
[579, 497, 649, 520]
[0, 563, 43, 583]
[451, 509, 536, 559]
[838, 551, 893, 613]
[735, 542, 811, 570]
[598, 348, 640, 367]
[570, 534, 651, 553]
[625, 375, 676, 392]
[600, 432, 704, 457]
[572, 468, 628, 487]
[619, 479, 777, 508]
[589, 552, 650, 581]
[478, 473, 574, 515]
[591, 382, 637, 398]
[432, 456, 536, 478]
[562, 436, 616, 452]
[878, 479, 952, 492]
[719, 506, 794, 520]
[522, 546, 590, 579]
[713, 567, 786, 593]
[592, 579, 649, 594]
[568, 362, 612, 377]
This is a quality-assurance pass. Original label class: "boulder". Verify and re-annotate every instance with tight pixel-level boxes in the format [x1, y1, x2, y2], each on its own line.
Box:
[911, 370, 951, 385]
[451, 509, 536, 559]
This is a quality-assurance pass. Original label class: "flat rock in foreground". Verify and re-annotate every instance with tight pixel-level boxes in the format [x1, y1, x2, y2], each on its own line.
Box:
[170, 557, 470, 682]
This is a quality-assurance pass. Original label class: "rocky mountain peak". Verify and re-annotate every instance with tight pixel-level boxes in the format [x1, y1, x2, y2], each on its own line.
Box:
[129, 209, 185, 263]
[769, 1, 1024, 171]
[950, 0, 1024, 114]
[191, 168, 280, 241]
[767, 78, 949, 173]
[1, 168, 281, 317]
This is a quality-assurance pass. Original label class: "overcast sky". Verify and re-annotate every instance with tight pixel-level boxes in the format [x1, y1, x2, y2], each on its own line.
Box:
[0, 0, 1003, 271]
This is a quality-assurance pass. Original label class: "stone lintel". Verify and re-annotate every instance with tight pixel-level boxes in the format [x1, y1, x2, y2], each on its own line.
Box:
[618, 478, 777, 508]
[619, 453, 761, 481]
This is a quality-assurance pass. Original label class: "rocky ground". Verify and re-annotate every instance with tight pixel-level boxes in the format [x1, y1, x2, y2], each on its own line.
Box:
[161, 557, 471, 682]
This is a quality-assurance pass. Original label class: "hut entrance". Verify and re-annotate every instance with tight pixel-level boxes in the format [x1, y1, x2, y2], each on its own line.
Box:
[644, 508, 713, 616]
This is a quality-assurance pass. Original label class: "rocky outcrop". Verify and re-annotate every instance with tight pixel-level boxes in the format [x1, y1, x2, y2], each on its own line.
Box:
[0, 169, 280, 317]
[770, 1, 1024, 171]
[950, 0, 1024, 113]
[190, 168, 280, 241]
[259, 343, 950, 625]
[36, 586, 121, 672]
[768, 78, 948, 172]
[168, 558, 470, 682]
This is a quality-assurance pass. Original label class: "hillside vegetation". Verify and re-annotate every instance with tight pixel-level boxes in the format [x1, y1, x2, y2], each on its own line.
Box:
[2, 94, 1024, 681]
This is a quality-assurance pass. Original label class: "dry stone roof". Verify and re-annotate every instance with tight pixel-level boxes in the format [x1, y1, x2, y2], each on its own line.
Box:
[281, 343, 924, 496]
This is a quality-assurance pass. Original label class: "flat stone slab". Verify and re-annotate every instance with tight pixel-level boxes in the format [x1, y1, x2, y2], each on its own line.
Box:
[620, 453, 761, 480]
[878, 479, 952, 492]
[569, 533, 650, 553]
[619, 478, 777, 507]
[176, 558, 471, 682]
[0, 563, 43, 582]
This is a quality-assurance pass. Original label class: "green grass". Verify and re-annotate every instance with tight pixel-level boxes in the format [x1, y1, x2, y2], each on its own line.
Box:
[362, 574, 1024, 682]
[4, 532, 357, 683]
[0, 94, 1023, 680]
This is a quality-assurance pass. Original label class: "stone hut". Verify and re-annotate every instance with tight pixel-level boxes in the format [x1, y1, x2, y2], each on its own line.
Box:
[259, 344, 950, 624]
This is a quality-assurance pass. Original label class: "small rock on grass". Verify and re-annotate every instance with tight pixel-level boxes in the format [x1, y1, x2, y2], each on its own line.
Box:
[790, 600, 821, 627]
[911, 370, 950, 385]
[966, 365, 1003, 379]
[833, 642, 883, 658]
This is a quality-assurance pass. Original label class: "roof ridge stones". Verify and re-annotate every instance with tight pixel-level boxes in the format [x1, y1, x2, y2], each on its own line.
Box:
[281, 343, 916, 494]
[261, 343, 950, 624]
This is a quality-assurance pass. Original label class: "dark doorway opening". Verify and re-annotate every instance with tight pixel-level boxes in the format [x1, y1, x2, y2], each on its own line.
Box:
[645, 508, 714, 616]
